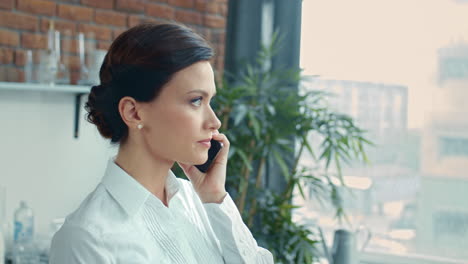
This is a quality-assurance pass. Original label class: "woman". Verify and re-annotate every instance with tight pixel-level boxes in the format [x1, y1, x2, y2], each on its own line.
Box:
[49, 23, 273, 263]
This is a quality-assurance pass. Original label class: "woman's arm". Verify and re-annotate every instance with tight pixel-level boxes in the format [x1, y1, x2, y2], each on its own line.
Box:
[203, 193, 274, 264]
[179, 131, 274, 263]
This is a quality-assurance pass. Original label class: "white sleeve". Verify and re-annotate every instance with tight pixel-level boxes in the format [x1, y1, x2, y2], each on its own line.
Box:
[49, 224, 111, 264]
[203, 193, 274, 264]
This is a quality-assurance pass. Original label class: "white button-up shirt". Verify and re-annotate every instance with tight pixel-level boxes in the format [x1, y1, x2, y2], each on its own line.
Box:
[49, 158, 273, 263]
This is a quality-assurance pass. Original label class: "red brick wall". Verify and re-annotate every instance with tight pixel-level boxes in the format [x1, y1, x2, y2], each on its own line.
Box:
[0, 0, 227, 83]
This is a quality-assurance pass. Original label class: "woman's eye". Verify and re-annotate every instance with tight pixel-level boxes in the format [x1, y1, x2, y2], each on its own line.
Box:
[191, 97, 203, 107]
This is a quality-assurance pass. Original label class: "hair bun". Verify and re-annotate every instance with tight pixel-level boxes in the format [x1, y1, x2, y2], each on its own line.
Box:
[85, 84, 114, 140]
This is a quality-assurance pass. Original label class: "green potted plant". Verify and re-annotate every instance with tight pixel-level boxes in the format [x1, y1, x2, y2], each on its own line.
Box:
[176, 33, 371, 263]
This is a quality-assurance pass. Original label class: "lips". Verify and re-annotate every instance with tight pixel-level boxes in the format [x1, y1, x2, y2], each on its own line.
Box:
[198, 138, 212, 148]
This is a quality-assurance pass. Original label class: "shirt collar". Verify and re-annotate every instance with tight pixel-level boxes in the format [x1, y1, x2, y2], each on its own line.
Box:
[101, 157, 181, 216]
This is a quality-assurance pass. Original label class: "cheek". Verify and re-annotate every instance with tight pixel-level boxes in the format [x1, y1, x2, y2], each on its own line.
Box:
[162, 109, 200, 136]
[149, 107, 201, 150]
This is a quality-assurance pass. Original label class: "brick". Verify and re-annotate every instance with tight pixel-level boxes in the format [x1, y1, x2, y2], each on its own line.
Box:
[18, 49, 40, 64]
[0, 66, 24, 82]
[21, 33, 47, 49]
[41, 19, 76, 35]
[78, 24, 112, 41]
[128, 14, 143, 27]
[191, 26, 204, 38]
[219, 2, 227, 16]
[81, 0, 113, 9]
[0, 47, 13, 64]
[0, 29, 20, 46]
[0, 0, 14, 10]
[61, 38, 93, 55]
[204, 14, 225, 28]
[0, 66, 5, 82]
[216, 45, 224, 57]
[113, 28, 126, 39]
[215, 55, 223, 69]
[201, 28, 212, 43]
[60, 37, 75, 53]
[32, 50, 41, 64]
[14, 49, 26, 66]
[175, 9, 202, 25]
[58, 4, 93, 22]
[17, 68, 25, 82]
[116, 0, 144, 13]
[69, 70, 79, 85]
[65, 54, 80, 70]
[145, 3, 174, 19]
[212, 31, 225, 45]
[0, 10, 38, 31]
[55, 0, 80, 3]
[97, 41, 111, 51]
[17, 0, 56, 16]
[142, 17, 164, 24]
[95, 10, 127, 27]
[168, 0, 193, 8]
[195, 0, 218, 14]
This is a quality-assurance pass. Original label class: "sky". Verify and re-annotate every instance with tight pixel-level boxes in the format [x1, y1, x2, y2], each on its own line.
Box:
[300, 0, 468, 128]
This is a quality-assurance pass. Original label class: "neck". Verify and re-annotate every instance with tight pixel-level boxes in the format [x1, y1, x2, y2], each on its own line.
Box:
[115, 140, 173, 207]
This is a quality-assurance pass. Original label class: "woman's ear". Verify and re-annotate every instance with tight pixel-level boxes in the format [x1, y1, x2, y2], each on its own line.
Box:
[118, 96, 143, 128]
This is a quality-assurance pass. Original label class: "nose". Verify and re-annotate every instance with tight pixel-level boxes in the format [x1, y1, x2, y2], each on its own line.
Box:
[206, 106, 221, 131]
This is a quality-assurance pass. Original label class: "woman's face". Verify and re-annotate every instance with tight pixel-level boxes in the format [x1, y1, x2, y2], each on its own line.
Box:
[139, 61, 221, 165]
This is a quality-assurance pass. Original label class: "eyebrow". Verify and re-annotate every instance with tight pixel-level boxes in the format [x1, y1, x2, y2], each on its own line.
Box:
[186, 89, 216, 97]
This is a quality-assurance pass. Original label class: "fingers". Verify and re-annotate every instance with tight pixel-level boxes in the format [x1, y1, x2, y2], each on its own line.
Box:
[212, 131, 230, 150]
[212, 132, 230, 163]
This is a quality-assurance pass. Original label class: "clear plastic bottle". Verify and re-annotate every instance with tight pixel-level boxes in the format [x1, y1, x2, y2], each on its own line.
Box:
[12, 240, 39, 264]
[13, 201, 34, 243]
[12, 201, 39, 264]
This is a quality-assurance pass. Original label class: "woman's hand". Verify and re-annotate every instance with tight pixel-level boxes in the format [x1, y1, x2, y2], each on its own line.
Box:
[177, 131, 230, 203]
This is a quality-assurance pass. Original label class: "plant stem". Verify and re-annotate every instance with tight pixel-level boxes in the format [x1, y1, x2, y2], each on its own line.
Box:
[292, 143, 305, 175]
[283, 143, 305, 199]
[247, 156, 266, 227]
[221, 108, 230, 131]
[237, 139, 255, 213]
[235, 164, 247, 207]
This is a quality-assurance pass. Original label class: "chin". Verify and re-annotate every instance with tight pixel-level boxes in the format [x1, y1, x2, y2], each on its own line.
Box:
[193, 153, 209, 165]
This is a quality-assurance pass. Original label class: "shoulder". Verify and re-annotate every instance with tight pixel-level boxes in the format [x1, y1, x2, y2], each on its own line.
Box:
[49, 221, 111, 263]
[49, 184, 124, 263]
[61, 183, 128, 235]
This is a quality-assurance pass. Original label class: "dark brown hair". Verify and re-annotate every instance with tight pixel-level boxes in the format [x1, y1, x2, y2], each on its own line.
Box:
[85, 23, 214, 144]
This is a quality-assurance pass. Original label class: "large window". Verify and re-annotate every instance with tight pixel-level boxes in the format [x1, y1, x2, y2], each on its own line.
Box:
[298, 0, 468, 263]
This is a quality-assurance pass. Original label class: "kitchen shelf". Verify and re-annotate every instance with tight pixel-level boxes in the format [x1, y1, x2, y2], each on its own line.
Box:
[0, 81, 90, 93]
[0, 81, 92, 139]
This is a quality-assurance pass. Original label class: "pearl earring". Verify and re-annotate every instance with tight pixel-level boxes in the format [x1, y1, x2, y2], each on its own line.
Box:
[137, 124, 143, 130]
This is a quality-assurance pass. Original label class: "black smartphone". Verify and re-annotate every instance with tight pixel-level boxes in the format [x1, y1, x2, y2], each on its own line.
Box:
[195, 139, 223, 173]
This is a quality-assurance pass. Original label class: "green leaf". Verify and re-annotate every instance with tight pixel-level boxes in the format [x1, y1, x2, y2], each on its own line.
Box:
[297, 182, 306, 199]
[266, 104, 276, 116]
[233, 104, 248, 126]
[359, 136, 374, 146]
[301, 134, 316, 160]
[273, 149, 291, 180]
[248, 111, 261, 139]
[236, 149, 253, 171]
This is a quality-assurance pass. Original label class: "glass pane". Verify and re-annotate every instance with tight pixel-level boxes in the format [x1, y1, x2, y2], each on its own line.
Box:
[298, 0, 468, 262]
